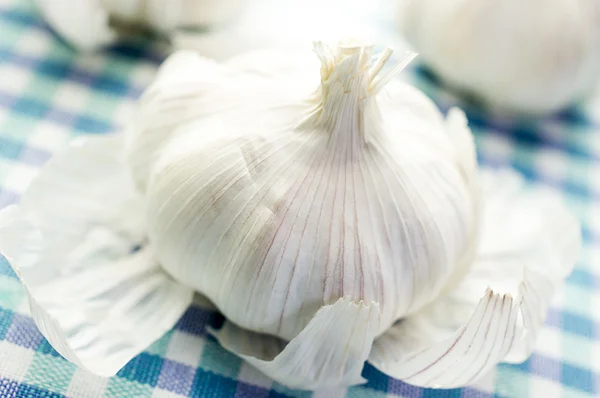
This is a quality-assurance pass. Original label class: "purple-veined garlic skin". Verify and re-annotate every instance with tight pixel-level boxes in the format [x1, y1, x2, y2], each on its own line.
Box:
[398, 0, 600, 114]
[35, 0, 247, 51]
[0, 44, 580, 390]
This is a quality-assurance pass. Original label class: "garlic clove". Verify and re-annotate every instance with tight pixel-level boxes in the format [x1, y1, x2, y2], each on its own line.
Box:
[35, 0, 116, 51]
[208, 297, 381, 389]
[0, 135, 193, 376]
[367, 168, 580, 388]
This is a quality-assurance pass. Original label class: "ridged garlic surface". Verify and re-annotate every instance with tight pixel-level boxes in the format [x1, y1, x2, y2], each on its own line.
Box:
[140, 46, 475, 343]
[0, 44, 580, 390]
[35, 0, 246, 51]
[398, 0, 600, 114]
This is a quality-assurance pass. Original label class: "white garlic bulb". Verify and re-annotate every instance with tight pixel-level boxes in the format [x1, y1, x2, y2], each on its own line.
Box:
[398, 0, 600, 114]
[35, 0, 246, 51]
[0, 43, 580, 390]
[143, 46, 475, 343]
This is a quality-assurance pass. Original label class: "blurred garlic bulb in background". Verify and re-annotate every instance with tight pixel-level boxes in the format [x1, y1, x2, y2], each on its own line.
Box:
[398, 0, 600, 114]
[0, 43, 580, 390]
[36, 0, 247, 51]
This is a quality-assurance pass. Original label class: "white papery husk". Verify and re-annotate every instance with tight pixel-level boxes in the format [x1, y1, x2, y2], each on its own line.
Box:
[0, 135, 194, 376]
[398, 0, 600, 114]
[35, 0, 247, 51]
[140, 46, 476, 346]
[0, 44, 581, 390]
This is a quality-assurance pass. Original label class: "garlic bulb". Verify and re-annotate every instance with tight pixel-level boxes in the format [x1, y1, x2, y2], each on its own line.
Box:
[35, 0, 246, 51]
[0, 43, 580, 390]
[143, 46, 475, 343]
[398, 0, 600, 114]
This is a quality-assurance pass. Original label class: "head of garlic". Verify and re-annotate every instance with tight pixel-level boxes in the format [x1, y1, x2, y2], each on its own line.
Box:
[398, 0, 600, 114]
[0, 43, 580, 390]
[136, 44, 479, 344]
[35, 0, 247, 51]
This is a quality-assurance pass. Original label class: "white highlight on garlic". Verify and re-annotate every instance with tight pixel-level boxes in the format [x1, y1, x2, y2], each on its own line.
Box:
[172, 0, 409, 61]
[0, 43, 581, 390]
[35, 0, 246, 51]
[398, 0, 600, 114]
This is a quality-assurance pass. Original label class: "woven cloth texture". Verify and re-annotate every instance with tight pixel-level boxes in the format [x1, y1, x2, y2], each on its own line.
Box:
[0, 1, 599, 397]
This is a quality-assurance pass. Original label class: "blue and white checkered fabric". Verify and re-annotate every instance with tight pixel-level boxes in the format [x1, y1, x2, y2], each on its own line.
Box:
[0, 1, 599, 397]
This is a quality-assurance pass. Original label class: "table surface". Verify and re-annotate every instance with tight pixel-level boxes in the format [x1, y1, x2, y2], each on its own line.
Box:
[0, 1, 599, 397]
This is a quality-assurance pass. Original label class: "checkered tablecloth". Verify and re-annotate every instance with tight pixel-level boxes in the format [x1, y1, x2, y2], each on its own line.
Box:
[0, 1, 599, 397]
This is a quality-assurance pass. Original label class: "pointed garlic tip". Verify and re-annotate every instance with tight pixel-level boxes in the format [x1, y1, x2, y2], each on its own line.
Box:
[306, 41, 418, 134]
[312, 41, 417, 97]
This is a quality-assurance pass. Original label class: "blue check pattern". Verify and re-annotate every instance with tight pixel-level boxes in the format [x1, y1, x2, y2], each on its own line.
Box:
[0, 1, 599, 397]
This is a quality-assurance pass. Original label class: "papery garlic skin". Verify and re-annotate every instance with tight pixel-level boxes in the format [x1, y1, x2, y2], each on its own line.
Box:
[36, 0, 246, 51]
[0, 44, 581, 390]
[0, 135, 194, 377]
[398, 0, 600, 114]
[142, 46, 475, 342]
